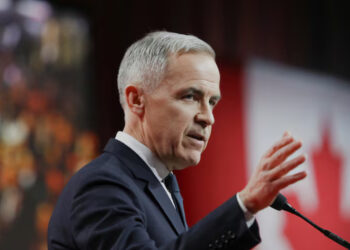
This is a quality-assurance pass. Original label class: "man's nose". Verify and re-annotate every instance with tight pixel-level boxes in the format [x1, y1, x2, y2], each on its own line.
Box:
[195, 103, 215, 127]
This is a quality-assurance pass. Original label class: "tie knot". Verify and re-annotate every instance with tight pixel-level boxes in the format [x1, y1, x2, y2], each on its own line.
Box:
[164, 173, 180, 193]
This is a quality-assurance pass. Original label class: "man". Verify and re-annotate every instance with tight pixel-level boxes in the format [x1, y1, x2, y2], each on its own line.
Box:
[48, 31, 306, 249]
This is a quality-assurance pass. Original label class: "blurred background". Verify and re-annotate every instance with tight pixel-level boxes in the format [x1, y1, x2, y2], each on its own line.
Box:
[0, 0, 349, 249]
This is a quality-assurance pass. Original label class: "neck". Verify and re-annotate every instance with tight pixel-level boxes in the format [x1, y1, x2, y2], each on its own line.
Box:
[123, 123, 145, 146]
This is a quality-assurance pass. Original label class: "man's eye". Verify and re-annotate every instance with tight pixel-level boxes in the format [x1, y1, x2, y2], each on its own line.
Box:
[183, 94, 195, 100]
[209, 99, 217, 106]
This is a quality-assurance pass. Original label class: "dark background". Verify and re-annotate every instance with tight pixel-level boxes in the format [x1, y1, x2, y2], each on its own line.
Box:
[49, 0, 350, 146]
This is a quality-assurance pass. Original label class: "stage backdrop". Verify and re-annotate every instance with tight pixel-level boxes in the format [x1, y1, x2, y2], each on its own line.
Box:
[177, 59, 350, 250]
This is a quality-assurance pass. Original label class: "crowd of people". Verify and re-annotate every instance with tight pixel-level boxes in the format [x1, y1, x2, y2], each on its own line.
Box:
[0, 1, 96, 249]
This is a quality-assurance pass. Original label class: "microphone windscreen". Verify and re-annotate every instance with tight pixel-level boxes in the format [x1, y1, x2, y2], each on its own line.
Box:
[270, 193, 287, 210]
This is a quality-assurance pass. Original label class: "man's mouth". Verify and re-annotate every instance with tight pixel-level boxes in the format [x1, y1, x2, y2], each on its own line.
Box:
[187, 132, 205, 142]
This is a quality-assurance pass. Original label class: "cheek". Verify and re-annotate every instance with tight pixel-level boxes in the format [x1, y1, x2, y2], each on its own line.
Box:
[165, 104, 193, 129]
[207, 126, 212, 140]
[202, 127, 212, 151]
[168, 115, 191, 143]
[147, 104, 191, 142]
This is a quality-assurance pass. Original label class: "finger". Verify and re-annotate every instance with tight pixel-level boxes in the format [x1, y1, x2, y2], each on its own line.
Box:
[263, 135, 294, 158]
[272, 171, 307, 190]
[283, 131, 291, 137]
[267, 140, 302, 169]
[269, 154, 306, 181]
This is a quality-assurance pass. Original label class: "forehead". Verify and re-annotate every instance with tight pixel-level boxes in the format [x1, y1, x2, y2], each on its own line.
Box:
[162, 52, 221, 94]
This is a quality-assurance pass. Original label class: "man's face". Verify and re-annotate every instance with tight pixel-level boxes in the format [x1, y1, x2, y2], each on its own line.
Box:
[143, 52, 221, 170]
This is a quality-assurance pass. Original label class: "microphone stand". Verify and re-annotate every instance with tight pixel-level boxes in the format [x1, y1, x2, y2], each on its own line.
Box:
[271, 194, 350, 249]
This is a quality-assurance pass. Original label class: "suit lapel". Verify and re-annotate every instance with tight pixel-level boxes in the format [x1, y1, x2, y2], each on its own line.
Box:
[176, 193, 188, 230]
[104, 139, 186, 235]
[146, 181, 185, 234]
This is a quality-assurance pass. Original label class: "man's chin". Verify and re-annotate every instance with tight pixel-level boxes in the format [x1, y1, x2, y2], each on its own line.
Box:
[175, 153, 201, 170]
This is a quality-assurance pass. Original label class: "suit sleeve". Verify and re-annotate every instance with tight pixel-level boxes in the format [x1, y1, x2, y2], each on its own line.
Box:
[70, 173, 260, 250]
[185, 196, 261, 250]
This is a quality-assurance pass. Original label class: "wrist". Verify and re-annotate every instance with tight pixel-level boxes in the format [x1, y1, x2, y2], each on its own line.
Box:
[238, 190, 258, 214]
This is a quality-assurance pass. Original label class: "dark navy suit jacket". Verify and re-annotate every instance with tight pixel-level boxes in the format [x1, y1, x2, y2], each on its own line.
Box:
[48, 139, 261, 249]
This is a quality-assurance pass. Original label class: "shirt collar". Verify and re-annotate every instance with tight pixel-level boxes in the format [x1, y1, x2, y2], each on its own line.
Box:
[115, 131, 170, 181]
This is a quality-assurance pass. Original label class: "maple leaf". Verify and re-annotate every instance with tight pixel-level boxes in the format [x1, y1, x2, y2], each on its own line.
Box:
[284, 125, 350, 250]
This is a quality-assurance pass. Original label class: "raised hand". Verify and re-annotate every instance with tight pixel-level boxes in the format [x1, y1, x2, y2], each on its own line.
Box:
[239, 132, 307, 214]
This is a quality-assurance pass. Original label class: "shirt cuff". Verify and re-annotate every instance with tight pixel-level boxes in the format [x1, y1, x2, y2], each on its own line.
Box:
[236, 193, 255, 228]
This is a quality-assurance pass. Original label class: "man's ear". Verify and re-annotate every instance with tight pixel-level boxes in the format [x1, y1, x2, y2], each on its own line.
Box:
[124, 85, 145, 116]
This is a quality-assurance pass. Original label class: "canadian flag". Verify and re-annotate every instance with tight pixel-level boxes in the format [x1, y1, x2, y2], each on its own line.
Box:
[177, 59, 350, 250]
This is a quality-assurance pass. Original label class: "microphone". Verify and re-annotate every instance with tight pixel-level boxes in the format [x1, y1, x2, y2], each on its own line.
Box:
[270, 193, 350, 249]
[270, 193, 288, 210]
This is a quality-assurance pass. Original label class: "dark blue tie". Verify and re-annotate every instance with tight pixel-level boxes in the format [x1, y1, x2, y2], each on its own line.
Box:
[164, 173, 188, 230]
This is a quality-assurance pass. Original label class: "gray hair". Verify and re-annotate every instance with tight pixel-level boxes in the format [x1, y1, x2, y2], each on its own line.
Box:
[117, 31, 215, 107]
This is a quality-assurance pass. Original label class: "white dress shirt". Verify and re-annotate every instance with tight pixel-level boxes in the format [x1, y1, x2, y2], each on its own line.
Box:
[115, 131, 255, 227]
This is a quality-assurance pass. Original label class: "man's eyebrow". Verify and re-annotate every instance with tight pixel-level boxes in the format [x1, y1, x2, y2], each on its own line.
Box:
[186, 87, 204, 96]
[211, 94, 221, 102]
